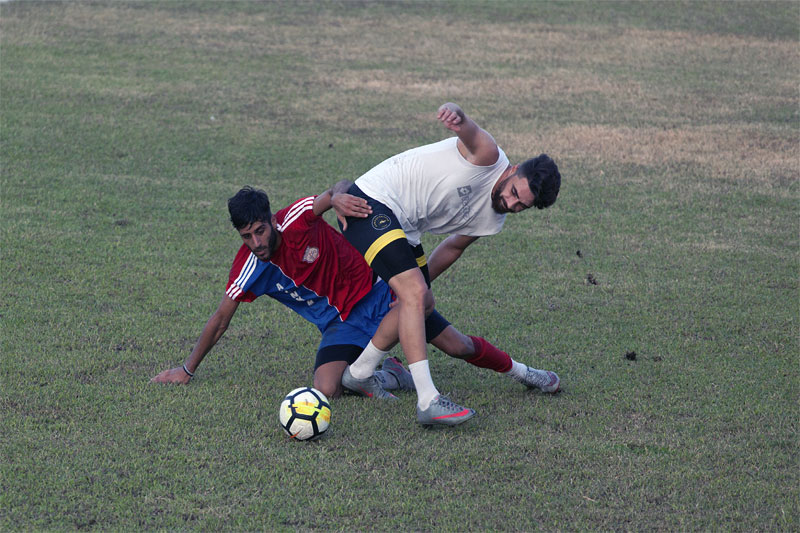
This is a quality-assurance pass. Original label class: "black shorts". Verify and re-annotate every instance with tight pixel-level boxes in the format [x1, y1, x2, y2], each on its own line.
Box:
[313, 310, 451, 370]
[314, 344, 363, 370]
[340, 185, 431, 288]
[423, 309, 450, 342]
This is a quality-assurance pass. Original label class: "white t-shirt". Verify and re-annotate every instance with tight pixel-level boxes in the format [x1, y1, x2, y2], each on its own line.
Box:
[355, 137, 509, 246]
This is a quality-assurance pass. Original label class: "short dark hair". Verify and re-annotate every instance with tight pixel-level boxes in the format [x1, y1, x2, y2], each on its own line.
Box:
[227, 186, 272, 230]
[518, 154, 561, 209]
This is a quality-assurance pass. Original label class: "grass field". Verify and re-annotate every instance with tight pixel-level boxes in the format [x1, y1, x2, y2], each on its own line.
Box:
[1, 1, 798, 530]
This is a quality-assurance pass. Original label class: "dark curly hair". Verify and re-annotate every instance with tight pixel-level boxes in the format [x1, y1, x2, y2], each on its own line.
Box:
[228, 186, 272, 230]
[518, 154, 561, 209]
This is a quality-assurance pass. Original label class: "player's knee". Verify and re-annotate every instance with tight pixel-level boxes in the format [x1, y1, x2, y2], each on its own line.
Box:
[313, 375, 341, 399]
[397, 278, 427, 306]
[389, 269, 429, 314]
[432, 327, 474, 359]
[423, 289, 435, 317]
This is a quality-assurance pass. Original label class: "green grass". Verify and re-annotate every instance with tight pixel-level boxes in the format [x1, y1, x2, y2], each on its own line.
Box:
[1, 1, 797, 530]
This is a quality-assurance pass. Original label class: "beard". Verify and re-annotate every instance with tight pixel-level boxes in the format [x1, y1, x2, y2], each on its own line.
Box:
[491, 177, 510, 213]
[252, 225, 279, 260]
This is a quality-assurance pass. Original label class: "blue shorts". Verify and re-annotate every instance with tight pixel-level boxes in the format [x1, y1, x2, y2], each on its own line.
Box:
[318, 280, 393, 355]
[314, 280, 451, 369]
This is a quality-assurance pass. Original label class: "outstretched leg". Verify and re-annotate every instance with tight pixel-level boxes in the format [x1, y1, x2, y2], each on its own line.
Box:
[430, 326, 561, 393]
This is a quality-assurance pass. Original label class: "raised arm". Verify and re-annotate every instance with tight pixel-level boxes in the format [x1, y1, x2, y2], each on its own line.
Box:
[427, 234, 479, 282]
[437, 102, 500, 167]
[151, 295, 240, 384]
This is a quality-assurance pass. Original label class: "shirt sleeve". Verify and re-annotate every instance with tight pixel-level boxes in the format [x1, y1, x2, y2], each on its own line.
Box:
[275, 196, 318, 239]
[225, 244, 259, 302]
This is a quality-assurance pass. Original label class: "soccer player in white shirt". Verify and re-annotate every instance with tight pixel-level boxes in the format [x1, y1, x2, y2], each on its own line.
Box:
[332, 102, 561, 426]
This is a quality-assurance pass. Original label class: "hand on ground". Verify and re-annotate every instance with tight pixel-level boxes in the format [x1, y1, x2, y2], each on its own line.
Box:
[151, 367, 191, 384]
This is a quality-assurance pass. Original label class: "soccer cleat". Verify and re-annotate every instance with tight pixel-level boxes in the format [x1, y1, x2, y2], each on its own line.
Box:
[540, 371, 561, 393]
[416, 395, 475, 426]
[515, 367, 561, 393]
[381, 357, 416, 391]
[342, 366, 398, 400]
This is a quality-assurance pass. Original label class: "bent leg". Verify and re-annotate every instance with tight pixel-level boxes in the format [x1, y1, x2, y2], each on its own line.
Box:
[314, 360, 349, 399]
[372, 288, 435, 352]
[430, 325, 560, 392]
[431, 326, 511, 372]
[313, 344, 363, 399]
[387, 268, 430, 366]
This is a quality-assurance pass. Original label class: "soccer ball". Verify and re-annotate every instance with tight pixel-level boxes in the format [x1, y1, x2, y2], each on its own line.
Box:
[278, 387, 331, 441]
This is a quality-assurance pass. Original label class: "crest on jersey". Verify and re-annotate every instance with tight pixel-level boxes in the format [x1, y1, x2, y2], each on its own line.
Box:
[302, 246, 319, 263]
[371, 214, 391, 231]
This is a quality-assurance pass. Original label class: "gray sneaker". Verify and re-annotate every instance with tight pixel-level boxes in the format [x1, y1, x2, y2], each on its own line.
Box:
[381, 357, 416, 390]
[342, 366, 398, 400]
[416, 395, 475, 426]
[515, 367, 561, 393]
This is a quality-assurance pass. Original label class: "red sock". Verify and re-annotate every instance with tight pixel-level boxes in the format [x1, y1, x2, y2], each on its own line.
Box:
[466, 336, 512, 373]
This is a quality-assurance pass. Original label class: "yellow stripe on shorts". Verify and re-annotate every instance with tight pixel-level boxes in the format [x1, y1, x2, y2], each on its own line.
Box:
[416, 254, 427, 268]
[364, 229, 406, 266]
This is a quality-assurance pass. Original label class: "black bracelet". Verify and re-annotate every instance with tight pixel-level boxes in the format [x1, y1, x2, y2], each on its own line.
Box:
[182, 364, 194, 377]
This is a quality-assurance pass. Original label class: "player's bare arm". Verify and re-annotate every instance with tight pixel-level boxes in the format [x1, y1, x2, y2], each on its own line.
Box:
[427, 234, 479, 282]
[329, 180, 372, 231]
[151, 295, 240, 384]
[436, 102, 499, 167]
[313, 180, 349, 216]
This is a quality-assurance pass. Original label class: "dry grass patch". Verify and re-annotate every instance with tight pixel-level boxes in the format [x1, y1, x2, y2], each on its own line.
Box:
[504, 125, 798, 189]
[319, 69, 646, 101]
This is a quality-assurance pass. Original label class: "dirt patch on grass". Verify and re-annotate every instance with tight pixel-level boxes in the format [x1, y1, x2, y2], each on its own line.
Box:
[320, 69, 647, 102]
[503, 125, 798, 189]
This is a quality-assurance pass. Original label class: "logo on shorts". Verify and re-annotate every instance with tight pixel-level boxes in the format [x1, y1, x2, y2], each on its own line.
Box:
[302, 246, 319, 263]
[371, 214, 391, 231]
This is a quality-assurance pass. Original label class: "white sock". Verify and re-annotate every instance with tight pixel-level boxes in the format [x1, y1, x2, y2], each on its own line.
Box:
[349, 341, 388, 379]
[506, 360, 528, 380]
[409, 360, 439, 410]
[374, 370, 399, 390]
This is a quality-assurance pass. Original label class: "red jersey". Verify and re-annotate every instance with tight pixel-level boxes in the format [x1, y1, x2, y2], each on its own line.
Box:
[225, 196, 375, 323]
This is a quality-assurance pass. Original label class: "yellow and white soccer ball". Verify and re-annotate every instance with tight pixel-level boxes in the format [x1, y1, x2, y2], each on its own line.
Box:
[279, 387, 331, 441]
